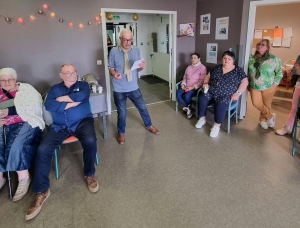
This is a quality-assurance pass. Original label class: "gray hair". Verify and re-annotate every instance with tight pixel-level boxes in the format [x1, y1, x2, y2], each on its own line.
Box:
[0, 67, 17, 79]
[119, 28, 132, 38]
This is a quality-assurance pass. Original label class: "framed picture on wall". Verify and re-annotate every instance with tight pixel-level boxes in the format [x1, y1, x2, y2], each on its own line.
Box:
[179, 23, 195, 36]
[215, 17, 229, 40]
[206, 43, 218, 64]
[200, 13, 211, 34]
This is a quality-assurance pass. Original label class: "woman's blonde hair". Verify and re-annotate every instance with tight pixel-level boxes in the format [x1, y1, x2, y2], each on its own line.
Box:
[256, 39, 271, 51]
[0, 67, 17, 79]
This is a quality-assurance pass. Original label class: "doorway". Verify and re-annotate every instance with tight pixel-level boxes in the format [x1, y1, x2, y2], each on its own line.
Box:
[101, 9, 177, 114]
[240, 0, 300, 118]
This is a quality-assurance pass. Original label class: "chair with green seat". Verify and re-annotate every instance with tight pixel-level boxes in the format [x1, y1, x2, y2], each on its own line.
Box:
[42, 95, 99, 179]
[292, 96, 300, 156]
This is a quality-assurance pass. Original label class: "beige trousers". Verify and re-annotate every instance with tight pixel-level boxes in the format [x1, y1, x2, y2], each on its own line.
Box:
[250, 86, 277, 122]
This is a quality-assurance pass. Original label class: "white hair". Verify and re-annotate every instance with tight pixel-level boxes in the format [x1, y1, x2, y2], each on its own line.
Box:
[0, 67, 17, 79]
[120, 28, 132, 38]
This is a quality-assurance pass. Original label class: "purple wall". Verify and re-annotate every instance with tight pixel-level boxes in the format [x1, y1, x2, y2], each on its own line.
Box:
[195, 0, 245, 71]
[0, 0, 196, 94]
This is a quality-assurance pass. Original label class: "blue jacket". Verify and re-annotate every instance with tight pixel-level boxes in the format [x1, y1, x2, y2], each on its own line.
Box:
[45, 81, 92, 132]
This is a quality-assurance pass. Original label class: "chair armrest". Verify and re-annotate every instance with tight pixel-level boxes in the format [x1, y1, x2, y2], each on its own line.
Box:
[176, 81, 182, 90]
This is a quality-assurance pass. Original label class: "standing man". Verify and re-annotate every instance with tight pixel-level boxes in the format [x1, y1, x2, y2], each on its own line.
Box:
[109, 28, 159, 144]
[25, 64, 99, 220]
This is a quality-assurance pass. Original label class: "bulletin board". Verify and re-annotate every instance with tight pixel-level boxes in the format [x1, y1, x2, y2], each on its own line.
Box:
[252, 29, 274, 48]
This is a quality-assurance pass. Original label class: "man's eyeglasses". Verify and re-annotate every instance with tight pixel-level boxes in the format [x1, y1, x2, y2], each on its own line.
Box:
[61, 71, 77, 76]
[122, 38, 132, 43]
[0, 79, 15, 83]
[257, 43, 266, 47]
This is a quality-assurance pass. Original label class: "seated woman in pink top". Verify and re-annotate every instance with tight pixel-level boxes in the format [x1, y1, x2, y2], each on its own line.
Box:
[0, 68, 44, 201]
[176, 53, 207, 118]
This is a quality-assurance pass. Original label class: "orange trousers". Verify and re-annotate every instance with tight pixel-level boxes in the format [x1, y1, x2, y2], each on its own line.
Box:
[250, 86, 277, 122]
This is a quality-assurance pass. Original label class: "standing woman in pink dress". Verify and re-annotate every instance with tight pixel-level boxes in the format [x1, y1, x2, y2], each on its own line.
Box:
[0, 68, 44, 201]
[176, 53, 207, 119]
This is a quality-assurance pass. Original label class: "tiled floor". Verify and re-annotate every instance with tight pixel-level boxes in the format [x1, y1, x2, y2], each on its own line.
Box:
[110, 77, 170, 111]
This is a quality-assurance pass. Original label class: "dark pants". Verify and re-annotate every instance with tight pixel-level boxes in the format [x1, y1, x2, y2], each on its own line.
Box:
[32, 117, 97, 193]
[198, 93, 231, 124]
[113, 89, 152, 134]
[176, 88, 197, 108]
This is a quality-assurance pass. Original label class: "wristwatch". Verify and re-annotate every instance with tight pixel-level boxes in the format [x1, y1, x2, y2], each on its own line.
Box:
[236, 90, 242, 95]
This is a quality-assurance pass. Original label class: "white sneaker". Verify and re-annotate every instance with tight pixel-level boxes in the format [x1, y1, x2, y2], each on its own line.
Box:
[275, 125, 292, 135]
[268, 113, 276, 128]
[210, 125, 220, 138]
[195, 118, 206, 129]
[0, 178, 6, 190]
[260, 121, 268, 130]
[13, 176, 31, 202]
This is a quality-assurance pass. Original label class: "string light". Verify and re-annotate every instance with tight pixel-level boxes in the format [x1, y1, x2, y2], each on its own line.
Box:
[5, 17, 11, 22]
[1, 4, 102, 29]
[18, 18, 24, 24]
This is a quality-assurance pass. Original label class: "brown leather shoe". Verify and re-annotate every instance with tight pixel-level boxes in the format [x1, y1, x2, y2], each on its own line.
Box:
[146, 125, 160, 135]
[84, 175, 99, 193]
[117, 133, 125, 144]
[25, 189, 51, 220]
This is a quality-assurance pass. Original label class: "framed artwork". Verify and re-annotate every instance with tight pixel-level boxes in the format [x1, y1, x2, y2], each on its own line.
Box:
[200, 14, 211, 34]
[206, 43, 218, 64]
[179, 23, 195, 36]
[215, 17, 229, 40]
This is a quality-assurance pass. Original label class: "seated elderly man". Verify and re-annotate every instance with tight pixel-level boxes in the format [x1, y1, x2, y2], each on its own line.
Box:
[26, 64, 98, 220]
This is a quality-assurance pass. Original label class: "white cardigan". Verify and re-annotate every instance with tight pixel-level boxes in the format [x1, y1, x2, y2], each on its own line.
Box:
[14, 83, 45, 130]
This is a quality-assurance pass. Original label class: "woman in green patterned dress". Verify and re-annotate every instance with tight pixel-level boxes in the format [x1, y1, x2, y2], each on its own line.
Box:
[248, 39, 283, 130]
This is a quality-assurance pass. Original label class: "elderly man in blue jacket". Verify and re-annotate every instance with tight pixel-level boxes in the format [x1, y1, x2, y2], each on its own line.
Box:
[25, 64, 98, 220]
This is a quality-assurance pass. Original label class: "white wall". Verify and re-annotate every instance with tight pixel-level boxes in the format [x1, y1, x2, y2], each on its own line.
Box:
[255, 3, 300, 64]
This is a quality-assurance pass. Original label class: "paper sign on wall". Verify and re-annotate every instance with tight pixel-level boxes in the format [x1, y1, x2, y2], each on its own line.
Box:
[274, 28, 283, 38]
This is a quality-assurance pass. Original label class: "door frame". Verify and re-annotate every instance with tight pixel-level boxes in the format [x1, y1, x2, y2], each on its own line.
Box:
[242, 0, 300, 117]
[101, 8, 177, 114]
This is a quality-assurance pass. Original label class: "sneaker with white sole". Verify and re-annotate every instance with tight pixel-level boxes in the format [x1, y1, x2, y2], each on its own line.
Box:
[186, 105, 193, 119]
[268, 113, 276, 128]
[13, 176, 31, 201]
[195, 118, 206, 129]
[260, 121, 268, 130]
[275, 125, 292, 136]
[0, 178, 6, 190]
[210, 125, 220, 138]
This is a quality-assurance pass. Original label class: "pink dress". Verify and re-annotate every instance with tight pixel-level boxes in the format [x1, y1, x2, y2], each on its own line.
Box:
[0, 89, 23, 125]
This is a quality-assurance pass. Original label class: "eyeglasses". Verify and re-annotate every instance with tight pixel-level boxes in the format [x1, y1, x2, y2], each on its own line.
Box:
[61, 71, 77, 76]
[0, 79, 15, 83]
[122, 38, 132, 43]
[257, 43, 267, 47]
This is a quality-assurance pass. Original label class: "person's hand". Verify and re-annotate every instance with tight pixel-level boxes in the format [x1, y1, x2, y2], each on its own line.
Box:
[231, 93, 240, 101]
[56, 96, 68, 102]
[0, 118, 6, 127]
[65, 102, 81, 110]
[181, 84, 186, 90]
[0, 108, 8, 118]
[185, 86, 194, 92]
[114, 72, 122, 80]
[138, 61, 146, 70]
[202, 83, 209, 90]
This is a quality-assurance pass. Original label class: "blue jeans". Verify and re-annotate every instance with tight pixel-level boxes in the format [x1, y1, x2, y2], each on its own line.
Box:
[198, 93, 235, 124]
[176, 88, 197, 107]
[113, 89, 152, 134]
[32, 117, 97, 193]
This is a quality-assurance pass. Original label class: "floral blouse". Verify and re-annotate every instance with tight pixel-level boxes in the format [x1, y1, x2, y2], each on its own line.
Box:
[0, 89, 23, 125]
[248, 53, 283, 90]
[206, 65, 247, 104]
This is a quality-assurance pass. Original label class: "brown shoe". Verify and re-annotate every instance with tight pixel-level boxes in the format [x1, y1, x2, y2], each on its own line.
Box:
[84, 175, 99, 193]
[146, 125, 160, 135]
[117, 133, 125, 144]
[25, 189, 50, 220]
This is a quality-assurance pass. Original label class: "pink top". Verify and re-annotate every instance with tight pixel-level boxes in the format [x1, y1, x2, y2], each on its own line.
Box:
[0, 89, 23, 125]
[181, 63, 207, 89]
